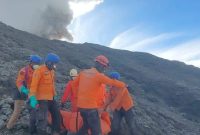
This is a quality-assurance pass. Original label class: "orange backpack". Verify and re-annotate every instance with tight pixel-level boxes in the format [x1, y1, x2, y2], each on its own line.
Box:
[48, 110, 111, 134]
[100, 111, 111, 134]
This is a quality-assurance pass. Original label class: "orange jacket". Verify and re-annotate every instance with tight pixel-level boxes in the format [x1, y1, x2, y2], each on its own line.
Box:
[48, 110, 111, 134]
[74, 68, 125, 109]
[97, 84, 107, 108]
[109, 86, 134, 111]
[16, 65, 34, 90]
[61, 80, 79, 112]
[29, 65, 56, 100]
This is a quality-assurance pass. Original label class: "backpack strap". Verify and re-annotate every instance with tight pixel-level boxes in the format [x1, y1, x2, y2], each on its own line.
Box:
[23, 66, 29, 88]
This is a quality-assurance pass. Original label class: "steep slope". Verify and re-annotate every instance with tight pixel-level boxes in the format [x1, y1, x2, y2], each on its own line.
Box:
[0, 22, 200, 135]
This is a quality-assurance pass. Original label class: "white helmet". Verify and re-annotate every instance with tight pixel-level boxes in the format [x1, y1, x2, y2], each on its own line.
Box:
[69, 69, 78, 77]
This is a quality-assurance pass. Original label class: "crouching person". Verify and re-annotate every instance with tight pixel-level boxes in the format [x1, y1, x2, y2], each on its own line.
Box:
[107, 72, 135, 135]
[29, 53, 61, 135]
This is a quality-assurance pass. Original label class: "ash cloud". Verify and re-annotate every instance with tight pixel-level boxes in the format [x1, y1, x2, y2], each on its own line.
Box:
[0, 0, 73, 41]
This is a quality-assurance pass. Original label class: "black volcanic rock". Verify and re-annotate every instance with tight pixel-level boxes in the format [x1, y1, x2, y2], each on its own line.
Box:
[0, 22, 200, 135]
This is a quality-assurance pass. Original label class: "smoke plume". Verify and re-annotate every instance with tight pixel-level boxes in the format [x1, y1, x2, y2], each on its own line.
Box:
[0, 0, 103, 41]
[0, 0, 73, 41]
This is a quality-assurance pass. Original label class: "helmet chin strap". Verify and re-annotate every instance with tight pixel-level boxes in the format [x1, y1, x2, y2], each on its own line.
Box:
[45, 62, 56, 70]
[33, 65, 39, 70]
[95, 62, 105, 73]
[29, 63, 39, 70]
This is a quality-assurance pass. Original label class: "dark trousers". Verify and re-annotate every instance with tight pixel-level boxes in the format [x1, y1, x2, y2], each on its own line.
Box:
[36, 100, 61, 134]
[29, 108, 37, 134]
[76, 108, 101, 135]
[13, 87, 27, 100]
[110, 107, 135, 135]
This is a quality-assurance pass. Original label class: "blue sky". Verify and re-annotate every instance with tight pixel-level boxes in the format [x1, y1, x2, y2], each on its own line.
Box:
[69, 0, 200, 67]
[1, 0, 200, 67]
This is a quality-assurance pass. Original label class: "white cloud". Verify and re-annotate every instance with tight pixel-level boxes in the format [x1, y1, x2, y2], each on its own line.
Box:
[187, 59, 200, 67]
[68, 0, 105, 44]
[69, 0, 103, 18]
[157, 39, 200, 67]
[110, 27, 181, 51]
[0, 0, 103, 41]
[69, 9, 109, 44]
[109, 27, 200, 67]
[70, 17, 95, 43]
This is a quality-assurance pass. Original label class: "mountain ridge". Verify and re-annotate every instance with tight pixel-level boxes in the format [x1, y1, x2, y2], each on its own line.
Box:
[0, 22, 200, 135]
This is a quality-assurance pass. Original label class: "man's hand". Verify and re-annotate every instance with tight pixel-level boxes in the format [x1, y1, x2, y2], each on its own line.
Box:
[106, 105, 113, 113]
[53, 95, 59, 101]
[106, 105, 114, 119]
[20, 86, 29, 95]
[30, 96, 38, 108]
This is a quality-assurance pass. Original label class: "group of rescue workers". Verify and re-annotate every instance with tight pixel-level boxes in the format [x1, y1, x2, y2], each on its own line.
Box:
[6, 53, 135, 135]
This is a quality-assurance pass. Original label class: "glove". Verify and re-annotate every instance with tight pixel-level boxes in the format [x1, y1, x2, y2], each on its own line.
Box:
[30, 96, 38, 108]
[106, 105, 112, 113]
[53, 95, 59, 101]
[20, 86, 29, 95]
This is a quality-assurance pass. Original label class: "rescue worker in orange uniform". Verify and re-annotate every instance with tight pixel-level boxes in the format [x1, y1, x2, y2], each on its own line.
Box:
[6, 55, 42, 130]
[74, 55, 126, 135]
[29, 53, 61, 135]
[61, 69, 79, 112]
[107, 72, 135, 135]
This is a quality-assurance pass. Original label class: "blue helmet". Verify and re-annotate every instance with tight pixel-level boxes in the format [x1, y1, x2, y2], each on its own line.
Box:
[29, 55, 42, 64]
[45, 53, 60, 63]
[109, 71, 121, 80]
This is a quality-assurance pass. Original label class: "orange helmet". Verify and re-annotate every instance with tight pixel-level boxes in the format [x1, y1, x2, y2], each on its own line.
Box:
[94, 55, 109, 67]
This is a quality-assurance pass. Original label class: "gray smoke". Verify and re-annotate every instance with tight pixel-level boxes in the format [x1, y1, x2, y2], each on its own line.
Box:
[0, 0, 73, 41]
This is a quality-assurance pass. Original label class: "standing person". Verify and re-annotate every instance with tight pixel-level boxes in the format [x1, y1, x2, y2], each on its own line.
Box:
[75, 55, 126, 135]
[29, 53, 61, 135]
[6, 55, 42, 129]
[107, 72, 135, 135]
[61, 69, 79, 112]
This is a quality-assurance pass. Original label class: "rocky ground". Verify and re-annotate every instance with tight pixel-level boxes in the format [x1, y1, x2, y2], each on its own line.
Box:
[0, 95, 131, 135]
[0, 21, 200, 135]
[0, 95, 29, 135]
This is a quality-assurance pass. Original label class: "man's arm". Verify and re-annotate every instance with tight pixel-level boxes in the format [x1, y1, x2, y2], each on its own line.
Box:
[29, 69, 41, 96]
[16, 69, 25, 90]
[61, 82, 72, 103]
[98, 73, 125, 88]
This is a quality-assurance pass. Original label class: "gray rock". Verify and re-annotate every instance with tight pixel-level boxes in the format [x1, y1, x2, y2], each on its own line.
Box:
[4, 97, 13, 104]
[0, 115, 8, 121]
[0, 21, 200, 135]
[2, 103, 11, 109]
[2, 107, 13, 116]
[0, 119, 5, 129]
[0, 100, 4, 107]
[21, 109, 29, 116]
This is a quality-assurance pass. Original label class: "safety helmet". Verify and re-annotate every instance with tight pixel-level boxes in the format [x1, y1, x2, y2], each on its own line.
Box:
[94, 55, 109, 67]
[109, 71, 120, 80]
[29, 55, 42, 64]
[69, 69, 78, 77]
[45, 53, 60, 63]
